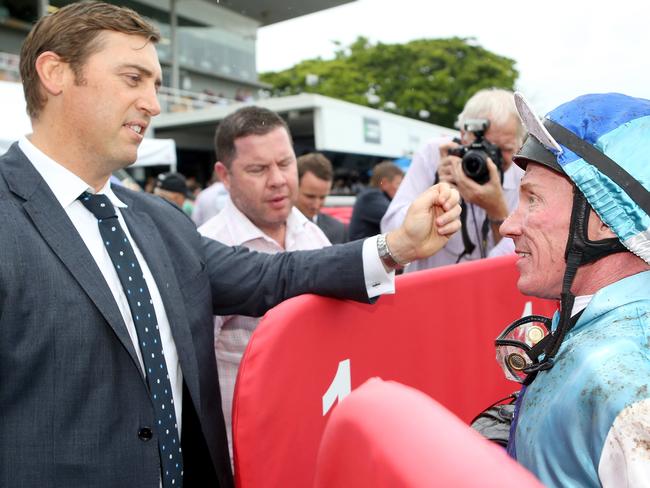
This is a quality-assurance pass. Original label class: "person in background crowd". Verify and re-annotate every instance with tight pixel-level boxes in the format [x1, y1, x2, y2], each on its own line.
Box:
[183, 176, 201, 216]
[154, 171, 192, 215]
[349, 161, 403, 240]
[192, 170, 229, 227]
[0, 2, 463, 487]
[143, 174, 157, 193]
[199, 107, 333, 463]
[382, 88, 525, 272]
[497, 92, 650, 486]
[331, 167, 364, 195]
[185, 176, 202, 199]
[296, 152, 348, 244]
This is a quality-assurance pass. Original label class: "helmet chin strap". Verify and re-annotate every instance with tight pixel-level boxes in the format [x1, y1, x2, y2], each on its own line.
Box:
[521, 190, 626, 384]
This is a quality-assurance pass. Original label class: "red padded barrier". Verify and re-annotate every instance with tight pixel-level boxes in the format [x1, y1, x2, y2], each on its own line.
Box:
[233, 255, 557, 487]
[319, 206, 352, 224]
[314, 378, 543, 487]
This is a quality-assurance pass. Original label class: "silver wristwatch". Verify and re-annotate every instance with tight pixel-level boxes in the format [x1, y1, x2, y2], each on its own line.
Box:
[377, 233, 405, 270]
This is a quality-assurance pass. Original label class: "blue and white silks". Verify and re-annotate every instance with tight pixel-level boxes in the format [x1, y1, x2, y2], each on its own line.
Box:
[513, 270, 650, 486]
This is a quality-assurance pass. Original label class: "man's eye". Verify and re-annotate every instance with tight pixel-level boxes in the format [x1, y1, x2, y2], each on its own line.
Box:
[125, 75, 140, 84]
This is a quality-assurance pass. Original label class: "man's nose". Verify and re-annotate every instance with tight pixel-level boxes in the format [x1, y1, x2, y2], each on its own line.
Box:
[267, 164, 287, 186]
[499, 209, 520, 238]
[138, 86, 161, 117]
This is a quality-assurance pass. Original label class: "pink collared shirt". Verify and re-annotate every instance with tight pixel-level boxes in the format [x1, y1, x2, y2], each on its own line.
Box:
[199, 197, 331, 461]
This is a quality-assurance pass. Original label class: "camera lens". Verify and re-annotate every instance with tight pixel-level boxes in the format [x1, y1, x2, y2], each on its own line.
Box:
[462, 150, 490, 184]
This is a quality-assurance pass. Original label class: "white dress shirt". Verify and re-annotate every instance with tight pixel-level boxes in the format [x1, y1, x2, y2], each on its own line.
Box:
[381, 137, 523, 271]
[19, 136, 184, 437]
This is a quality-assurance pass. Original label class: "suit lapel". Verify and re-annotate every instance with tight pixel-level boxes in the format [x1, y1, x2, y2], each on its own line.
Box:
[119, 196, 201, 402]
[1, 144, 143, 373]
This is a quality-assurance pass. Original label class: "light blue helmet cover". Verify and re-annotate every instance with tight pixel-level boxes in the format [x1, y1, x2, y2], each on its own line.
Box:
[515, 93, 650, 265]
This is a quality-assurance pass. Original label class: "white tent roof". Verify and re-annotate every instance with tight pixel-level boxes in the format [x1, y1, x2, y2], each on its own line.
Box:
[0, 80, 176, 168]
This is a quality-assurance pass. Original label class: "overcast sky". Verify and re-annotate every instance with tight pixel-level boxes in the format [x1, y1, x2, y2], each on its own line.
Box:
[257, 0, 649, 121]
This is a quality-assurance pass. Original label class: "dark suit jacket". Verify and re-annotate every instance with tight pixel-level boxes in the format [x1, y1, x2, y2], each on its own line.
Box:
[348, 188, 391, 240]
[0, 144, 369, 488]
[316, 212, 348, 244]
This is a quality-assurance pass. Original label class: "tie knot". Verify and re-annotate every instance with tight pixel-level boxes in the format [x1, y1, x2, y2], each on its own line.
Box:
[78, 191, 117, 220]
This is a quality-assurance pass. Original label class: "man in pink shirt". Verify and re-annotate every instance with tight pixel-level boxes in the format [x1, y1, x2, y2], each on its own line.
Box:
[199, 107, 332, 461]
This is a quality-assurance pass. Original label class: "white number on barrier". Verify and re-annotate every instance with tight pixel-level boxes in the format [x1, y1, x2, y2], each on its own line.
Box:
[522, 301, 532, 317]
[322, 359, 351, 416]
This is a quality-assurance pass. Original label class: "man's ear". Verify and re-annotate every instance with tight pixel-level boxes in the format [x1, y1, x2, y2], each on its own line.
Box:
[212, 162, 220, 182]
[587, 209, 616, 240]
[34, 51, 67, 97]
[215, 162, 230, 191]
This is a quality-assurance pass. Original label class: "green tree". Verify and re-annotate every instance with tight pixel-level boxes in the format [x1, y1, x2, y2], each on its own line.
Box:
[260, 37, 518, 128]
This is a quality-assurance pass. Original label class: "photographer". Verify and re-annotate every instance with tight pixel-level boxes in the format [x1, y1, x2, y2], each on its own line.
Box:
[381, 88, 525, 272]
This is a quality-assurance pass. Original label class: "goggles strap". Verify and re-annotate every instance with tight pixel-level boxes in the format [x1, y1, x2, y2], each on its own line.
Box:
[545, 119, 650, 215]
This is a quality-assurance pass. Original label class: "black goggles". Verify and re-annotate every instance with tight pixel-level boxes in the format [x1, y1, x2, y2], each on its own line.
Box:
[495, 315, 553, 384]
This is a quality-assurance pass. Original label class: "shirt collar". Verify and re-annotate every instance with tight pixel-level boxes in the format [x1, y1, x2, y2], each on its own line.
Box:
[221, 197, 310, 247]
[285, 205, 311, 246]
[571, 294, 593, 316]
[19, 136, 127, 210]
[221, 198, 269, 244]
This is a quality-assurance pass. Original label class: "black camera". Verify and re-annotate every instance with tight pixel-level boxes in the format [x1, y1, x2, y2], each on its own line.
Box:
[448, 119, 504, 185]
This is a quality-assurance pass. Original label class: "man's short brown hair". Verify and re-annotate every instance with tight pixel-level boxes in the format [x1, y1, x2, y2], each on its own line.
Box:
[370, 161, 404, 187]
[214, 106, 291, 169]
[297, 152, 333, 182]
[20, 1, 160, 119]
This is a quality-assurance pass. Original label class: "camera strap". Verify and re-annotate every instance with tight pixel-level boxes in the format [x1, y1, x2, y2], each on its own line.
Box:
[469, 204, 488, 258]
[480, 214, 490, 256]
[436, 170, 477, 263]
[456, 200, 483, 262]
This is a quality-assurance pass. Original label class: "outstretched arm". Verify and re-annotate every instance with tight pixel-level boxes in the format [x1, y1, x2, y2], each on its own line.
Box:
[385, 182, 461, 268]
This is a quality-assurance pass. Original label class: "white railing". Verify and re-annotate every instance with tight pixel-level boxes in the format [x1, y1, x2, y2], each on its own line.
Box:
[0, 51, 242, 113]
[158, 86, 233, 113]
[158, 86, 233, 112]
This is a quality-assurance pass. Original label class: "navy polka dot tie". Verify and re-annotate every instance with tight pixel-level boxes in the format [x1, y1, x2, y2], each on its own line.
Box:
[79, 192, 183, 487]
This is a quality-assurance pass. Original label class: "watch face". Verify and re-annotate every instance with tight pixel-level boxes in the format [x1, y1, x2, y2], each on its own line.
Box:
[378, 234, 403, 269]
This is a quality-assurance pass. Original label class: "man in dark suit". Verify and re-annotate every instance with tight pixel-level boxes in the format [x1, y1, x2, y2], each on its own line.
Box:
[0, 3, 461, 487]
[349, 161, 404, 240]
[296, 152, 348, 244]
[317, 211, 348, 243]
